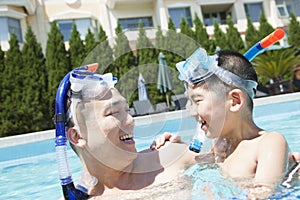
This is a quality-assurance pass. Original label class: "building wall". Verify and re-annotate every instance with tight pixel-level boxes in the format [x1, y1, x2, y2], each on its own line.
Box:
[0, 0, 299, 52]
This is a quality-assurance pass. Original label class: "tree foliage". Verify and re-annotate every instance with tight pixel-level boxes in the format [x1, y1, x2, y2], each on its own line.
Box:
[21, 26, 49, 131]
[252, 48, 300, 84]
[95, 25, 114, 73]
[69, 23, 86, 68]
[245, 15, 260, 49]
[0, 46, 4, 72]
[83, 26, 114, 73]
[258, 12, 274, 38]
[193, 13, 215, 54]
[136, 21, 156, 65]
[112, 22, 135, 77]
[85, 28, 97, 54]
[45, 21, 69, 112]
[180, 17, 197, 58]
[287, 12, 300, 48]
[155, 25, 165, 50]
[213, 20, 228, 50]
[0, 47, 4, 134]
[226, 15, 245, 53]
[136, 21, 161, 104]
[0, 34, 25, 136]
[113, 22, 136, 104]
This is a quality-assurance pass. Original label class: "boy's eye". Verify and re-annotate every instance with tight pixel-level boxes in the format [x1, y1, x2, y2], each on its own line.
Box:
[194, 99, 203, 104]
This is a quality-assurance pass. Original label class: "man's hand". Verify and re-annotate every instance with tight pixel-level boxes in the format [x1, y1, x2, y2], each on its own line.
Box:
[150, 132, 184, 150]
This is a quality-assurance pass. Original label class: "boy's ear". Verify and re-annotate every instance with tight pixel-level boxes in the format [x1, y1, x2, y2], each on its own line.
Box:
[228, 89, 245, 112]
[67, 127, 86, 147]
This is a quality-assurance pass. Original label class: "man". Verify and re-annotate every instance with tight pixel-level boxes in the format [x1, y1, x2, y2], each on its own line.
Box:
[64, 64, 197, 199]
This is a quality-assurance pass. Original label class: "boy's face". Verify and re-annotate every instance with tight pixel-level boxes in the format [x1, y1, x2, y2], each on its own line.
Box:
[78, 88, 137, 170]
[187, 84, 230, 139]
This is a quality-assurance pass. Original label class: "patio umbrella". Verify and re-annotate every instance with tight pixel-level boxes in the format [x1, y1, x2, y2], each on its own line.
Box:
[157, 52, 173, 107]
[138, 73, 149, 101]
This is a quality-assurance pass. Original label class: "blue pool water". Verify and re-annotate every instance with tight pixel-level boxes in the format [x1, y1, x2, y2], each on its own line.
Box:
[0, 98, 300, 199]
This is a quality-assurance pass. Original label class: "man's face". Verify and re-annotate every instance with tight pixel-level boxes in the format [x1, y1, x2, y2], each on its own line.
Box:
[78, 88, 137, 170]
[187, 84, 229, 139]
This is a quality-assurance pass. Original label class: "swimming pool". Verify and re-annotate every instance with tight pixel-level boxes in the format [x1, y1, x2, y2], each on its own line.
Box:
[0, 93, 299, 199]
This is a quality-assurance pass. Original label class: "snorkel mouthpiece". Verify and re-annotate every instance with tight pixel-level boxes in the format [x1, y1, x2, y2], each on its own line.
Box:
[55, 63, 117, 200]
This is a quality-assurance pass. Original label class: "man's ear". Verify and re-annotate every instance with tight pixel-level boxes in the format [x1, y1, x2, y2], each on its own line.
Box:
[67, 127, 87, 147]
[228, 89, 245, 112]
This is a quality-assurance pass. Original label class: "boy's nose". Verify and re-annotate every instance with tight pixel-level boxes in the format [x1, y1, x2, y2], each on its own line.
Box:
[188, 103, 198, 118]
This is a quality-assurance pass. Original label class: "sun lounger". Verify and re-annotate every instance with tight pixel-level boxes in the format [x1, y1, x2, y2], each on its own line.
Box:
[129, 107, 136, 117]
[171, 94, 188, 110]
[154, 102, 168, 112]
[133, 100, 160, 116]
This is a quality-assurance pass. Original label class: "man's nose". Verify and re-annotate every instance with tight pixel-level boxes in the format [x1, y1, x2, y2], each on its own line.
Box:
[122, 113, 135, 130]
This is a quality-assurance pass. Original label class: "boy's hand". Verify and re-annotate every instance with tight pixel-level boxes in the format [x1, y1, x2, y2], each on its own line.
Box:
[150, 132, 183, 150]
[292, 152, 300, 162]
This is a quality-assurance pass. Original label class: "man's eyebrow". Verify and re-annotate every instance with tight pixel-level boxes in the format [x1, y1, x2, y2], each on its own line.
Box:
[112, 100, 128, 106]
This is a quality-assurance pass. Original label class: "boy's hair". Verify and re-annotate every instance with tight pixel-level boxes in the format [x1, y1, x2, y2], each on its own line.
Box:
[198, 50, 257, 113]
[217, 50, 257, 83]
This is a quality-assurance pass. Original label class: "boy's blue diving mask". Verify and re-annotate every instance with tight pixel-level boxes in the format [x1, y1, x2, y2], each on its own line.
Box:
[68, 64, 118, 134]
[176, 48, 257, 99]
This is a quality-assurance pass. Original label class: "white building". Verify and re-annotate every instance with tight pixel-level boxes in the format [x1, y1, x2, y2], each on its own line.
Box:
[0, 0, 299, 52]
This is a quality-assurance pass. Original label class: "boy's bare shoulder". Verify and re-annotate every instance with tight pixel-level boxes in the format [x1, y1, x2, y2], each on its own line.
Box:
[258, 131, 287, 150]
[259, 131, 286, 142]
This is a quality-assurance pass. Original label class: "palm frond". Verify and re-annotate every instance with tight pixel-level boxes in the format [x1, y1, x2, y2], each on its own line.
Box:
[252, 48, 300, 82]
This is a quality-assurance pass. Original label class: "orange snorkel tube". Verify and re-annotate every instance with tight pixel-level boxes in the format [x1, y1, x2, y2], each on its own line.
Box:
[244, 29, 285, 61]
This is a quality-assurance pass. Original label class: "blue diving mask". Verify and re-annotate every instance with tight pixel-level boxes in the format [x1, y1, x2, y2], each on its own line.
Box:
[68, 64, 118, 135]
[176, 48, 258, 99]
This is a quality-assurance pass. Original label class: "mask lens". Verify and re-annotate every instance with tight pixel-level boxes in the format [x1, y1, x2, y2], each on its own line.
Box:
[178, 48, 217, 85]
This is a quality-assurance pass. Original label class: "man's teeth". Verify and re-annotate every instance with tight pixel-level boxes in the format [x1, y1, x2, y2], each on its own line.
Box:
[120, 134, 133, 141]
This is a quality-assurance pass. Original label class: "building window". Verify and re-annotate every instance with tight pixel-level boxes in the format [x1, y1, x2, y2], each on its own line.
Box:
[244, 2, 263, 22]
[57, 18, 95, 42]
[119, 17, 153, 30]
[276, 0, 300, 17]
[0, 17, 23, 42]
[168, 7, 192, 28]
[203, 12, 228, 26]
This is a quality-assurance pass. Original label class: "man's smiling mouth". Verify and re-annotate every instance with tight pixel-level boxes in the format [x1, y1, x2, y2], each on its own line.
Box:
[120, 134, 133, 141]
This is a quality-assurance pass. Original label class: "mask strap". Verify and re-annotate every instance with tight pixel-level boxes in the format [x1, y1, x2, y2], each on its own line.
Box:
[214, 66, 258, 99]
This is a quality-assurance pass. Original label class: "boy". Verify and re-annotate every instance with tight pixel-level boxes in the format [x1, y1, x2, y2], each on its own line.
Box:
[152, 48, 298, 199]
